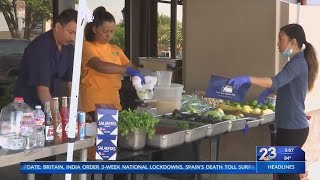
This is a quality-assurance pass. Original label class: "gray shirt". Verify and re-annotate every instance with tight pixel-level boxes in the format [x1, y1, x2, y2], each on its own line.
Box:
[271, 52, 308, 129]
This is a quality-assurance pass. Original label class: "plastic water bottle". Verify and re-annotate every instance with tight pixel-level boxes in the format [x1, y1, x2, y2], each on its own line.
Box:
[34, 105, 45, 146]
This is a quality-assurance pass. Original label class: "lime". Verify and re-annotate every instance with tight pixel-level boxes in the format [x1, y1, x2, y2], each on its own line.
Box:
[261, 105, 268, 110]
[255, 104, 261, 109]
[266, 102, 274, 109]
[234, 102, 240, 106]
[270, 106, 275, 112]
[250, 100, 258, 106]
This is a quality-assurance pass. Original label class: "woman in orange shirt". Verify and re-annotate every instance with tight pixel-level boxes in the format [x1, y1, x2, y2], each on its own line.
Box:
[80, 6, 144, 121]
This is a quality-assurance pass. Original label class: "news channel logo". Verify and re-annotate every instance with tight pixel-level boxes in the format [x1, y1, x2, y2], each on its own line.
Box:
[258, 147, 277, 161]
[256, 146, 305, 162]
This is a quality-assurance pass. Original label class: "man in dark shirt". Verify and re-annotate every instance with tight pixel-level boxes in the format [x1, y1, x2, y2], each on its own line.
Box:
[14, 9, 77, 180]
[14, 9, 77, 108]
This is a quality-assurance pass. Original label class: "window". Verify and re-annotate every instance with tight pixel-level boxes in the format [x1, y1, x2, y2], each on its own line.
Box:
[176, 5, 183, 58]
[157, 0, 183, 59]
[158, 2, 171, 58]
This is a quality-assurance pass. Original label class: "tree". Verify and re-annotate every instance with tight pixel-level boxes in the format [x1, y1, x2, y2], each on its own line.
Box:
[158, 14, 183, 56]
[158, 14, 171, 53]
[110, 21, 125, 50]
[0, 0, 52, 39]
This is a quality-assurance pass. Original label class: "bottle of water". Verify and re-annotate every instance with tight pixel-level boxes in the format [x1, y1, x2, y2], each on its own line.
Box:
[34, 105, 45, 146]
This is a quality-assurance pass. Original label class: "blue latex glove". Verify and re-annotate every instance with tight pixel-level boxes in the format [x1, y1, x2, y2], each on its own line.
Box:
[242, 124, 250, 135]
[228, 76, 251, 90]
[258, 88, 273, 105]
[126, 67, 146, 84]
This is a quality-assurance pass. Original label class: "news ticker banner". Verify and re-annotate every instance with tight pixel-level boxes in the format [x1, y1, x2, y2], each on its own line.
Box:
[20, 146, 305, 174]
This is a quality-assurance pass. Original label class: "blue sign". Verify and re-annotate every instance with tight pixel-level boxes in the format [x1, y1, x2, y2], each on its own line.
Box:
[20, 161, 257, 174]
[256, 161, 305, 174]
[256, 146, 305, 161]
[20, 161, 306, 174]
[205, 75, 250, 102]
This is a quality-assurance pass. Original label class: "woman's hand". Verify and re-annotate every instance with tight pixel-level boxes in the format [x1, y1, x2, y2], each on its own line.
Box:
[126, 67, 146, 84]
[258, 88, 274, 104]
[228, 76, 251, 90]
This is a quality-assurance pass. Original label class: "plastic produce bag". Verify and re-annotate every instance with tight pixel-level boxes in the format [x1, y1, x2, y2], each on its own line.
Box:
[180, 94, 213, 114]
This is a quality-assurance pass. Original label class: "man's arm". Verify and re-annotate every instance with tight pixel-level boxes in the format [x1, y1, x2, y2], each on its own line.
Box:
[36, 86, 53, 112]
[67, 82, 72, 97]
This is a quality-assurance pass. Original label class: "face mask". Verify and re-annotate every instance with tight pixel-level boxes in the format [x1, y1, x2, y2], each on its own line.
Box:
[281, 46, 293, 58]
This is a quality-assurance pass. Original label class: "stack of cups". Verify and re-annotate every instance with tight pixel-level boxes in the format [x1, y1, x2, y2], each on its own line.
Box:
[154, 71, 184, 115]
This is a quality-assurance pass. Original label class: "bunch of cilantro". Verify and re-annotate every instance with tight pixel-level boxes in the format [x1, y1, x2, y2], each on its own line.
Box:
[118, 109, 159, 139]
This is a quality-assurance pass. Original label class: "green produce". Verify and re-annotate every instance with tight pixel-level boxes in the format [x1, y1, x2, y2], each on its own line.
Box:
[215, 108, 225, 116]
[266, 102, 275, 110]
[270, 106, 275, 112]
[204, 110, 223, 118]
[254, 104, 261, 109]
[261, 105, 268, 110]
[222, 115, 237, 120]
[172, 109, 184, 119]
[250, 100, 258, 106]
[266, 102, 273, 109]
[118, 109, 159, 139]
[162, 109, 222, 124]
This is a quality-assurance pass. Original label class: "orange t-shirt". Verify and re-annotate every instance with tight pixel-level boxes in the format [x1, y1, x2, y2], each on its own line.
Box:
[80, 41, 129, 112]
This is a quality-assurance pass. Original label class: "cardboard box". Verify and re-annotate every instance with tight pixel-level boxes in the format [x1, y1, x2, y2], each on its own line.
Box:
[95, 108, 118, 160]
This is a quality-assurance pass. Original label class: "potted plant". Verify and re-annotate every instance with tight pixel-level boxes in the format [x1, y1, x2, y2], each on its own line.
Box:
[118, 109, 159, 150]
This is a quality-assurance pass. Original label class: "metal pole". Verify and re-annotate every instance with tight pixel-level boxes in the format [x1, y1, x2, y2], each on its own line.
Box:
[171, 0, 177, 59]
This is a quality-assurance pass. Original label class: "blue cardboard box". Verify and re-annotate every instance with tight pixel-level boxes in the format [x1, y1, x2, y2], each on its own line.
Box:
[95, 108, 118, 160]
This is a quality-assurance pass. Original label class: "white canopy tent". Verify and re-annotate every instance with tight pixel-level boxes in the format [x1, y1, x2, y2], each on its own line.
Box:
[65, 0, 93, 180]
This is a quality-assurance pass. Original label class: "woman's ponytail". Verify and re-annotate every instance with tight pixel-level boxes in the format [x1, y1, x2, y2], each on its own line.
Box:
[304, 41, 318, 91]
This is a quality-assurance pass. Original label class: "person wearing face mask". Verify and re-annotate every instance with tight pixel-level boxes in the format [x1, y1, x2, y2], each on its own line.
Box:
[227, 24, 318, 180]
[80, 6, 145, 120]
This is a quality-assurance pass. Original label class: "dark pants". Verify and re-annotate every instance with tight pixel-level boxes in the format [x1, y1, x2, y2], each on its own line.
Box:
[276, 127, 309, 180]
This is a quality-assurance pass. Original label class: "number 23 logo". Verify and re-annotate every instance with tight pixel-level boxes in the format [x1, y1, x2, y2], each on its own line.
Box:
[259, 147, 277, 160]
